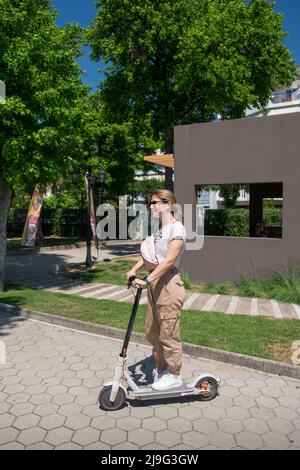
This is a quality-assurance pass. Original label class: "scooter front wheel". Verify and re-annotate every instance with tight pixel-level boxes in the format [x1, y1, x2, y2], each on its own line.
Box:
[195, 376, 219, 401]
[98, 386, 126, 411]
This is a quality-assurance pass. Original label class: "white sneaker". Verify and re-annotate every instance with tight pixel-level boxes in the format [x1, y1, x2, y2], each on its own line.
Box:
[152, 373, 183, 391]
[152, 368, 168, 383]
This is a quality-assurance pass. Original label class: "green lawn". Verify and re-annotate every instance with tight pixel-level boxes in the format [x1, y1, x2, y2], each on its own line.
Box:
[66, 258, 141, 286]
[1, 285, 300, 364]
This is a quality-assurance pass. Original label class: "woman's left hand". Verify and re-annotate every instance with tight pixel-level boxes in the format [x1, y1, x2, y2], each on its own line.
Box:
[132, 278, 147, 288]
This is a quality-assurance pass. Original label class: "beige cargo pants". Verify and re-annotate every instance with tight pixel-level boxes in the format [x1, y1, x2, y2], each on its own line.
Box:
[145, 267, 185, 376]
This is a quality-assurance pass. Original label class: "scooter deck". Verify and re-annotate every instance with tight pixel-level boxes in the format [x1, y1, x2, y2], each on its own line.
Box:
[128, 382, 196, 401]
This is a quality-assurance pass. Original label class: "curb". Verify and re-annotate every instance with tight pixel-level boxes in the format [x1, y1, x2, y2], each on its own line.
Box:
[7, 239, 142, 255]
[1, 302, 299, 380]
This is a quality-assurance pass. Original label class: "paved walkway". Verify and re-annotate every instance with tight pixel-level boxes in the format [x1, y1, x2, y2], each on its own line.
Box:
[1, 312, 300, 450]
[4, 246, 300, 319]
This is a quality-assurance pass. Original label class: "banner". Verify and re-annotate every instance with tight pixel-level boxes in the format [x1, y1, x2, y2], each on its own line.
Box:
[21, 186, 44, 247]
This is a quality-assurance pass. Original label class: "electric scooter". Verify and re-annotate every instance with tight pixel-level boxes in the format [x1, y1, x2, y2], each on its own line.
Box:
[98, 276, 220, 411]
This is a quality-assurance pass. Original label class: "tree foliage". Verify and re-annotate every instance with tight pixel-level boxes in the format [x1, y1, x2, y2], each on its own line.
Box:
[89, 0, 296, 157]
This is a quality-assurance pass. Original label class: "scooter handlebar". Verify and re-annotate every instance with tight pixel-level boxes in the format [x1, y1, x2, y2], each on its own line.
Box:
[127, 275, 136, 288]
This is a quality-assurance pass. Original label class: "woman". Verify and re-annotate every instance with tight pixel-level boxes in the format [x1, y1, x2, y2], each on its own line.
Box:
[125, 189, 186, 391]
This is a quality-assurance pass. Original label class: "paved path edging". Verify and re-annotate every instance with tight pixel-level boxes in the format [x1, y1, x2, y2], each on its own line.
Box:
[1, 301, 299, 380]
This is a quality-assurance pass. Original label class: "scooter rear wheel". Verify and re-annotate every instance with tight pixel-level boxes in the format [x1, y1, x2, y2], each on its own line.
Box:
[98, 385, 126, 411]
[195, 376, 219, 401]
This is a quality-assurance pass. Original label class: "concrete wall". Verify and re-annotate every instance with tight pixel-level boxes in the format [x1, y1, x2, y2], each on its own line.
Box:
[174, 112, 300, 283]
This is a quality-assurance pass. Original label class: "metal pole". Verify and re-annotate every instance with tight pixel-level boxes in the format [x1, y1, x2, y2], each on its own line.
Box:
[85, 169, 93, 267]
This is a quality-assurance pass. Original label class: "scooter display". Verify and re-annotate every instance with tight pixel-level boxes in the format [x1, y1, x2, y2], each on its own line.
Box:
[98, 276, 220, 411]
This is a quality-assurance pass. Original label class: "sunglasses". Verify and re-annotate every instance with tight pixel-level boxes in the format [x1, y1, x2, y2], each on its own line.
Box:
[149, 200, 167, 206]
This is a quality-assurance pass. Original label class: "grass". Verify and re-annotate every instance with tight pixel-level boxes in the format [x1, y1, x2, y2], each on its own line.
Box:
[7, 236, 85, 250]
[1, 285, 300, 363]
[67, 258, 141, 286]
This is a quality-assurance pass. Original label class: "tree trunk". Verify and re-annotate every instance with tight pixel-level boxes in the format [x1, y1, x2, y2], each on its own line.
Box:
[0, 183, 12, 292]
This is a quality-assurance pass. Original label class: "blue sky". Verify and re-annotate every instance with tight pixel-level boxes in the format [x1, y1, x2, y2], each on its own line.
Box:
[52, 0, 300, 93]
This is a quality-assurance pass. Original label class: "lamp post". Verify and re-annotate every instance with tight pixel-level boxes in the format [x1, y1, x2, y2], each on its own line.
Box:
[71, 165, 106, 267]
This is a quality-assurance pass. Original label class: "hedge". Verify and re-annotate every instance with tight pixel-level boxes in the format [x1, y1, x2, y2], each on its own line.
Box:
[204, 208, 282, 237]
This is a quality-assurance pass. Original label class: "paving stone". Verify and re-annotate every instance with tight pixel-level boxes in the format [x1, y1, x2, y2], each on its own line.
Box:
[56, 442, 82, 450]
[47, 385, 68, 395]
[81, 377, 100, 389]
[45, 427, 74, 446]
[193, 418, 218, 435]
[52, 394, 75, 405]
[240, 386, 262, 398]
[0, 403, 11, 414]
[17, 427, 46, 446]
[26, 442, 54, 450]
[0, 442, 25, 450]
[75, 392, 97, 406]
[178, 406, 203, 420]
[34, 403, 59, 417]
[0, 413, 15, 429]
[288, 431, 300, 448]
[39, 413, 65, 430]
[256, 396, 279, 409]
[268, 418, 295, 435]
[84, 442, 110, 450]
[21, 376, 42, 386]
[243, 418, 269, 435]
[168, 417, 192, 433]
[13, 414, 40, 430]
[68, 386, 90, 396]
[116, 416, 141, 431]
[233, 396, 256, 409]
[250, 406, 275, 421]
[61, 378, 82, 387]
[261, 386, 283, 398]
[1, 376, 22, 385]
[274, 406, 298, 421]
[128, 429, 154, 447]
[154, 407, 177, 420]
[203, 407, 226, 421]
[76, 370, 95, 379]
[30, 393, 52, 405]
[219, 417, 243, 434]
[0, 427, 20, 445]
[247, 378, 266, 389]
[226, 406, 250, 421]
[293, 418, 300, 431]
[7, 392, 30, 404]
[219, 386, 240, 398]
[262, 431, 290, 450]
[155, 430, 181, 448]
[208, 431, 236, 449]
[142, 416, 166, 432]
[235, 431, 263, 449]
[213, 396, 234, 409]
[65, 414, 91, 430]
[58, 403, 82, 417]
[82, 405, 105, 418]
[278, 396, 300, 409]
[101, 428, 128, 446]
[225, 378, 246, 388]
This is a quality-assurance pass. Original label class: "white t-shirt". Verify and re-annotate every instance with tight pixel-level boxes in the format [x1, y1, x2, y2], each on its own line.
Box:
[153, 221, 186, 268]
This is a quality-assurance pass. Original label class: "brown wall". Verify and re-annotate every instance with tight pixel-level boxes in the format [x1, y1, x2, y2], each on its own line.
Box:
[174, 113, 300, 283]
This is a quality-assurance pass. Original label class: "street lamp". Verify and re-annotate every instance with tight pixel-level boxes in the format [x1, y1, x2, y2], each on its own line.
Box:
[71, 165, 106, 267]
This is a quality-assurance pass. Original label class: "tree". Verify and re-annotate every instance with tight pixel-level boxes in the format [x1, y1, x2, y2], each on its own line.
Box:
[0, 0, 94, 291]
[89, 0, 296, 188]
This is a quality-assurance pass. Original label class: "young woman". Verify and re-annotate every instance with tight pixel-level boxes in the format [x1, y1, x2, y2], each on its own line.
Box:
[125, 189, 186, 391]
